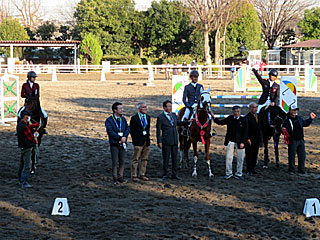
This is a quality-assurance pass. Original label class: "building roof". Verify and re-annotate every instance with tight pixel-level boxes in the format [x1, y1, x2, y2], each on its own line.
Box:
[0, 40, 81, 47]
[283, 39, 320, 48]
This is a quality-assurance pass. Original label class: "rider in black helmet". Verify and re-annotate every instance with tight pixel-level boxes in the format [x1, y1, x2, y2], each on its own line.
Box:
[182, 69, 214, 136]
[252, 67, 280, 113]
[19, 71, 48, 134]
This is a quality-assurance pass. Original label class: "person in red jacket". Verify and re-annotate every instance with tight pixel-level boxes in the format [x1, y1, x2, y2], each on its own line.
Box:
[20, 71, 48, 133]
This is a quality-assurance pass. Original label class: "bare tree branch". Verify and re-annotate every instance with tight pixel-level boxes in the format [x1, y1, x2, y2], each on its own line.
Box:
[182, 0, 241, 64]
[12, 0, 45, 30]
[250, 0, 316, 49]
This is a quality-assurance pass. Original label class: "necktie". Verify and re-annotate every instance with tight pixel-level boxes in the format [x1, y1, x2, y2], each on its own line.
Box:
[116, 117, 121, 129]
[254, 114, 258, 123]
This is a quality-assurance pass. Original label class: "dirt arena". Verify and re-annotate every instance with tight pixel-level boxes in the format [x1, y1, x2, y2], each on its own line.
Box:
[1, 73, 320, 239]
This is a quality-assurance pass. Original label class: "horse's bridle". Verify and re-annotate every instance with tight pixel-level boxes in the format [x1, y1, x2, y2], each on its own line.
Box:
[199, 91, 211, 111]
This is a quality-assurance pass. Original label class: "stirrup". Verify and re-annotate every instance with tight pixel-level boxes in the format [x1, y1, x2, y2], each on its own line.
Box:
[182, 128, 189, 137]
[210, 128, 216, 137]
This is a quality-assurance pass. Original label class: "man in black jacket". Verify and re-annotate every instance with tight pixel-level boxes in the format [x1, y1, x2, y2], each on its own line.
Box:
[282, 105, 316, 175]
[245, 102, 260, 175]
[130, 102, 151, 182]
[17, 110, 39, 188]
[252, 68, 280, 113]
[214, 105, 248, 180]
[156, 100, 189, 180]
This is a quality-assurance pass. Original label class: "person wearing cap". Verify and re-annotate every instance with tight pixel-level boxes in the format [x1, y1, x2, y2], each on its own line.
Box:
[17, 110, 40, 188]
[282, 105, 316, 175]
[129, 102, 151, 182]
[20, 71, 48, 134]
[214, 106, 248, 179]
[252, 68, 280, 113]
[105, 102, 130, 185]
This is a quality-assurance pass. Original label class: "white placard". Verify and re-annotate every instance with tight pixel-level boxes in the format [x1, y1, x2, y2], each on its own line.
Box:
[172, 75, 188, 114]
[303, 198, 320, 218]
[280, 76, 297, 113]
[51, 198, 70, 216]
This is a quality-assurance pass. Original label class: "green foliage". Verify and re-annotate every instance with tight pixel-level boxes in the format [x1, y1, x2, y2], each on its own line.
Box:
[164, 54, 195, 64]
[36, 21, 56, 40]
[144, 0, 192, 56]
[224, 1, 264, 59]
[80, 33, 103, 65]
[190, 28, 204, 62]
[299, 8, 320, 40]
[75, 0, 136, 55]
[0, 18, 29, 56]
[102, 55, 142, 65]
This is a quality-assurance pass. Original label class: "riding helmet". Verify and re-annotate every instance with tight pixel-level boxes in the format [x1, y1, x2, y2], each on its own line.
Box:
[21, 110, 32, 118]
[27, 71, 38, 79]
[268, 69, 278, 77]
[189, 70, 199, 78]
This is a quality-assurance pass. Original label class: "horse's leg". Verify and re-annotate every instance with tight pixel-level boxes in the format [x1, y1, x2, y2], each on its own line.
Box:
[179, 135, 183, 169]
[192, 140, 198, 177]
[273, 134, 280, 168]
[263, 135, 269, 168]
[205, 139, 214, 177]
[186, 138, 190, 168]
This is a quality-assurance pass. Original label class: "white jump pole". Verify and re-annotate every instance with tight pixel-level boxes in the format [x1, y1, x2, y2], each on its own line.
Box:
[147, 61, 154, 86]
[52, 66, 57, 82]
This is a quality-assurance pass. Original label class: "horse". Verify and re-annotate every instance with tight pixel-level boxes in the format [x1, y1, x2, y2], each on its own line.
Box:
[18, 95, 45, 174]
[177, 89, 214, 177]
[259, 105, 287, 168]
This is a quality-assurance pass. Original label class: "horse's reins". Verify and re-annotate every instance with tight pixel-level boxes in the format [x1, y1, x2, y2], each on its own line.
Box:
[195, 92, 211, 144]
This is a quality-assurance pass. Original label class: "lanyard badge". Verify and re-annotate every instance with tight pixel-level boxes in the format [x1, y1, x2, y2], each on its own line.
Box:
[112, 115, 123, 136]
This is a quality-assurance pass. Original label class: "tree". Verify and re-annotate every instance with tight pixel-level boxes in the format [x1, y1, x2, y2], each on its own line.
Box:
[0, 18, 29, 57]
[182, 0, 241, 64]
[299, 7, 320, 40]
[250, 0, 316, 49]
[0, 0, 11, 21]
[144, 0, 192, 57]
[80, 33, 103, 65]
[36, 21, 56, 40]
[225, 0, 263, 59]
[12, 0, 44, 30]
[74, 0, 136, 55]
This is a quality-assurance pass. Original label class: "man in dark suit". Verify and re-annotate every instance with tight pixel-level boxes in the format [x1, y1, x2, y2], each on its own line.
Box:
[214, 106, 248, 180]
[245, 102, 260, 176]
[156, 100, 189, 180]
[105, 102, 130, 185]
[130, 102, 151, 182]
[282, 105, 316, 175]
[252, 68, 280, 113]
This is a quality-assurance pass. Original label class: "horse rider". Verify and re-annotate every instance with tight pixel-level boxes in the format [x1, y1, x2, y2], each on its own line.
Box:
[181, 70, 213, 136]
[19, 71, 48, 134]
[252, 68, 280, 113]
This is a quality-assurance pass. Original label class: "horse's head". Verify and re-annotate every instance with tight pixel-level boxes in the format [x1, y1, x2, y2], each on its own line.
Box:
[25, 95, 41, 119]
[269, 106, 286, 132]
[198, 88, 211, 111]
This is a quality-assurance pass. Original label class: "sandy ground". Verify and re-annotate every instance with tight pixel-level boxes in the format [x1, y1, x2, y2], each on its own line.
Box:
[1, 73, 320, 240]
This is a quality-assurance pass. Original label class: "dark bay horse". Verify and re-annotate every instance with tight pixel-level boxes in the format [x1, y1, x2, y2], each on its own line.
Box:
[178, 90, 214, 177]
[18, 96, 45, 174]
[260, 105, 286, 168]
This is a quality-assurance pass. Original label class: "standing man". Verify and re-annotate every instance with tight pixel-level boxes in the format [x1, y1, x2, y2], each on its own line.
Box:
[230, 62, 235, 80]
[245, 102, 260, 175]
[252, 68, 280, 113]
[20, 71, 48, 134]
[105, 102, 130, 184]
[156, 100, 188, 180]
[130, 102, 151, 182]
[17, 110, 40, 188]
[282, 105, 316, 175]
[182, 61, 188, 76]
[214, 106, 248, 179]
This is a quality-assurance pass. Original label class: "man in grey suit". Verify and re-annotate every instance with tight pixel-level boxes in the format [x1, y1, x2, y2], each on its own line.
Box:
[156, 100, 189, 180]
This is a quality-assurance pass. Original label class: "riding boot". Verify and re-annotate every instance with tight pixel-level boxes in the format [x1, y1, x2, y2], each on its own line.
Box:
[42, 117, 48, 134]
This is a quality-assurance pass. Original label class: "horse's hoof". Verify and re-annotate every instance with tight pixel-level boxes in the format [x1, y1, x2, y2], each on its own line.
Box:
[276, 163, 280, 169]
[30, 170, 35, 175]
[263, 165, 268, 169]
[209, 173, 214, 177]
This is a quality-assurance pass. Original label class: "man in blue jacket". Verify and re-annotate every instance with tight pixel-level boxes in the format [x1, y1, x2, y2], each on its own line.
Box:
[105, 102, 130, 184]
[282, 105, 316, 175]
